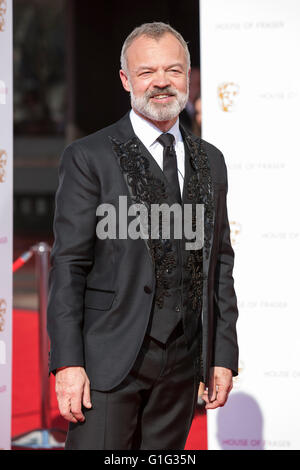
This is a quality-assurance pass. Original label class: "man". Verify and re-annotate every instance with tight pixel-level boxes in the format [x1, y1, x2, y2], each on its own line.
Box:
[47, 22, 239, 450]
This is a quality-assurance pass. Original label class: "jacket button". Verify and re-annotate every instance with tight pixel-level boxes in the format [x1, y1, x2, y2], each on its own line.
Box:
[175, 305, 181, 312]
[144, 285, 152, 294]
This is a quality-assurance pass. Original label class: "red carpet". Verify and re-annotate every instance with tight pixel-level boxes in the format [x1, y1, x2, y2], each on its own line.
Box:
[12, 308, 207, 449]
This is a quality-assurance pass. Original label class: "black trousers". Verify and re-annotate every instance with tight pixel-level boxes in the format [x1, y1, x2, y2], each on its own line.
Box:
[65, 327, 199, 450]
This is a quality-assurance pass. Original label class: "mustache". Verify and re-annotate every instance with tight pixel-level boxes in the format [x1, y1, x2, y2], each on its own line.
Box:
[146, 86, 178, 99]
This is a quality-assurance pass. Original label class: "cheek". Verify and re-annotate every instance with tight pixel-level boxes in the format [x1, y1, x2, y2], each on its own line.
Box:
[130, 78, 150, 96]
[172, 77, 188, 93]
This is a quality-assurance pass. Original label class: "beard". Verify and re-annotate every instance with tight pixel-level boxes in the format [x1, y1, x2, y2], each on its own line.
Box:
[129, 82, 189, 122]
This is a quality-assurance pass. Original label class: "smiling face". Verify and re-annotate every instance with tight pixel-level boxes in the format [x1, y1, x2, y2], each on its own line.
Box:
[120, 33, 190, 130]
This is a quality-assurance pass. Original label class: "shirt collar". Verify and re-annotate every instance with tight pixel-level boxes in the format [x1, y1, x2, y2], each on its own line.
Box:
[129, 109, 182, 148]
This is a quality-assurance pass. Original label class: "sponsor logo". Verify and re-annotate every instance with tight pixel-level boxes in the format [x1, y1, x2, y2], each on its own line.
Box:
[0, 149, 7, 183]
[218, 82, 240, 112]
[262, 232, 299, 240]
[0, 236, 8, 244]
[259, 90, 297, 101]
[221, 438, 290, 449]
[238, 299, 287, 309]
[228, 161, 285, 170]
[0, 298, 6, 332]
[0, 0, 6, 32]
[0, 384, 6, 393]
[0, 340, 5, 364]
[264, 369, 300, 379]
[0, 80, 7, 104]
[222, 438, 261, 448]
[215, 21, 284, 32]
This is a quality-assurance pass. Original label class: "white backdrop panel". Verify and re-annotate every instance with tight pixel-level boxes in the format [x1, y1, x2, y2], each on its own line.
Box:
[0, 0, 13, 450]
[200, 0, 300, 450]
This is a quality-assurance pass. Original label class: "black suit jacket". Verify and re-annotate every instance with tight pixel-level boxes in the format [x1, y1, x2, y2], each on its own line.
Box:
[47, 112, 239, 391]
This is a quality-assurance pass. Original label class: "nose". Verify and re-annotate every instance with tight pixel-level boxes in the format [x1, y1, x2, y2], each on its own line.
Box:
[151, 70, 171, 89]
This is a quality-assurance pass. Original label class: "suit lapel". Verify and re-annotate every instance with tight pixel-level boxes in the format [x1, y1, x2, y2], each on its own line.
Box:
[180, 125, 215, 278]
[108, 114, 167, 266]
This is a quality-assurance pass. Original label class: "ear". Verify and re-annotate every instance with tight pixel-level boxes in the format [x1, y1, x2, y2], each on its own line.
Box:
[119, 69, 131, 93]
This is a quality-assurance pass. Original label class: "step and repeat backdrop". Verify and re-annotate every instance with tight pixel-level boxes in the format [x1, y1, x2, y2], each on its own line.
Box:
[0, 0, 13, 451]
[200, 0, 300, 450]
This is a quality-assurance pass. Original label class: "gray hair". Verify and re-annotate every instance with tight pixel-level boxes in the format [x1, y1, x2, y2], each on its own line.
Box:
[120, 22, 191, 74]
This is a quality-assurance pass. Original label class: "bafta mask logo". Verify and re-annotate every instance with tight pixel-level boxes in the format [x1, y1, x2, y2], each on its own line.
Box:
[0, 80, 6, 104]
[218, 82, 240, 112]
[0, 150, 7, 183]
[0, 299, 6, 332]
[230, 220, 241, 245]
[0, 0, 7, 32]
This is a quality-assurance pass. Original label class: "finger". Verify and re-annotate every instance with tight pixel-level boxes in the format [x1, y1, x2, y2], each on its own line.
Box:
[208, 377, 217, 402]
[205, 399, 223, 410]
[64, 412, 78, 423]
[215, 388, 228, 407]
[82, 380, 92, 409]
[205, 387, 231, 409]
[201, 390, 210, 405]
[58, 398, 78, 423]
[70, 395, 85, 422]
[198, 382, 205, 397]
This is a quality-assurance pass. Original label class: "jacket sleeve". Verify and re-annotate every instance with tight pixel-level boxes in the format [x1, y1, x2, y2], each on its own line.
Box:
[47, 142, 100, 374]
[212, 153, 239, 376]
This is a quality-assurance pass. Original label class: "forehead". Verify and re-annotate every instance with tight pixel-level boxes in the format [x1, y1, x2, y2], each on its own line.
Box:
[126, 33, 187, 69]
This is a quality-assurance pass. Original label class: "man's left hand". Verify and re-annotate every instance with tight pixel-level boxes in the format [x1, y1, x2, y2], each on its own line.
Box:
[201, 366, 233, 410]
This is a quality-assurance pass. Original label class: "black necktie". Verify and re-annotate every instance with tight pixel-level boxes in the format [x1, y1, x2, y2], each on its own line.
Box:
[157, 133, 181, 204]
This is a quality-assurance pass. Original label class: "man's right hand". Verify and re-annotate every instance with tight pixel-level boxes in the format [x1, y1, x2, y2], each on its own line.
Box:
[55, 366, 92, 423]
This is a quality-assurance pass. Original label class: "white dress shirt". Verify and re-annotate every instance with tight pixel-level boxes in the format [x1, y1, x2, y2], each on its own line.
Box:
[129, 109, 185, 196]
